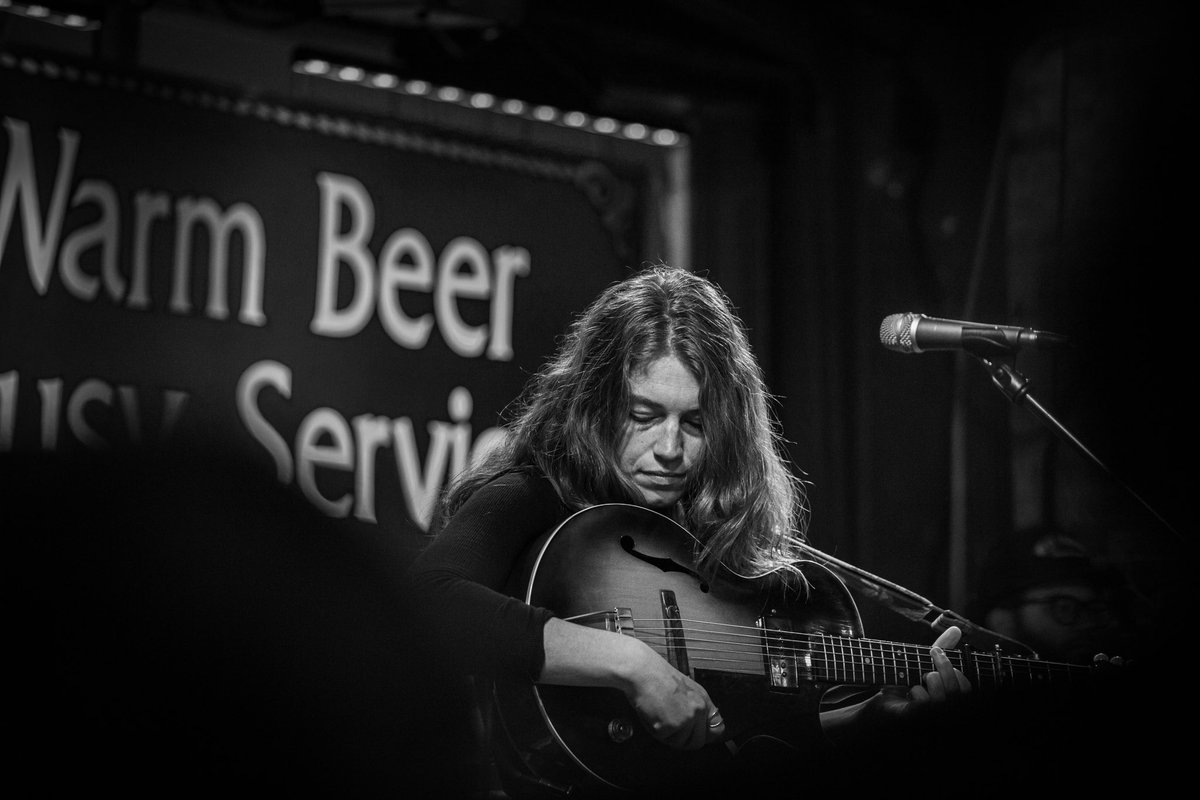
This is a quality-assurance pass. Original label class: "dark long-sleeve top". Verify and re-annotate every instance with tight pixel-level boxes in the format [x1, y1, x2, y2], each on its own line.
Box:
[405, 470, 569, 681]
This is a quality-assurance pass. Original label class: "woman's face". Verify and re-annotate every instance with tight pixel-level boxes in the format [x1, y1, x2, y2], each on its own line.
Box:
[617, 354, 705, 510]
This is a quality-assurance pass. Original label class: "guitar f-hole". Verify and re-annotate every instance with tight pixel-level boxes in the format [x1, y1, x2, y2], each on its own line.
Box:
[619, 536, 709, 591]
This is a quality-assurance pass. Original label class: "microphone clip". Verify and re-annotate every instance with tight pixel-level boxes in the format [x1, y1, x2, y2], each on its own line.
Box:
[959, 327, 1026, 358]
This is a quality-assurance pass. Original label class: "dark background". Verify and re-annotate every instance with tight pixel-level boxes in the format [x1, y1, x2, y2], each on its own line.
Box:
[14, 0, 1178, 644]
[3, 1, 1193, 794]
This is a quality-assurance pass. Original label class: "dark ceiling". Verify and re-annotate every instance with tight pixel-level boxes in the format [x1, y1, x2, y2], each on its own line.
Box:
[281, 0, 1066, 107]
[42, 0, 1086, 126]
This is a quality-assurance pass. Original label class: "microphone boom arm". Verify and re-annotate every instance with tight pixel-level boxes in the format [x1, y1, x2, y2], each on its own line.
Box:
[973, 354, 1182, 541]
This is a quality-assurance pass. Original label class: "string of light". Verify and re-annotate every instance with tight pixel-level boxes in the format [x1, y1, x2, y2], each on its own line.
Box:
[293, 56, 687, 148]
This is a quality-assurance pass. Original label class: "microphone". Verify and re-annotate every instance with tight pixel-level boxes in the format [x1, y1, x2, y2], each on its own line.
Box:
[879, 312, 1070, 355]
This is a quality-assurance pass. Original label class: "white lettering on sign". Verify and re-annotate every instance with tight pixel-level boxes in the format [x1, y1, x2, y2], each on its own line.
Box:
[311, 172, 530, 359]
[1, 116, 536, 534]
[0, 368, 188, 451]
[0, 117, 267, 324]
[236, 359, 505, 530]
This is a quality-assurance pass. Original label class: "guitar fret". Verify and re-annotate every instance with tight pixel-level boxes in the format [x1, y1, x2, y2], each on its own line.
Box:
[840, 635, 850, 683]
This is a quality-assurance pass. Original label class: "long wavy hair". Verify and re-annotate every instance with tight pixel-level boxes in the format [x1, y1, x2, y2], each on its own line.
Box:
[432, 264, 810, 584]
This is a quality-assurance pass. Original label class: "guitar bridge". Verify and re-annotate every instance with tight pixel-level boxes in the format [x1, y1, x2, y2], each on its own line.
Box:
[660, 590, 690, 676]
[759, 614, 812, 690]
[565, 607, 634, 635]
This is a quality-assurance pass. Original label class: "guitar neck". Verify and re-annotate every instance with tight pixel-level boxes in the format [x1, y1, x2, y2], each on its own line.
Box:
[801, 634, 1092, 690]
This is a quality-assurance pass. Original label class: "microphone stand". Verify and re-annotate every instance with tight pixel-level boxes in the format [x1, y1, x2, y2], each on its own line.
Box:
[969, 350, 1182, 541]
[820, 334, 1181, 657]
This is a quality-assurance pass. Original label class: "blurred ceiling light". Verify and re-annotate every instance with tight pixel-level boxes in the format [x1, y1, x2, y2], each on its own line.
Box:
[469, 92, 495, 109]
[369, 73, 399, 90]
[0, 0, 101, 30]
[296, 58, 331, 76]
[622, 123, 648, 140]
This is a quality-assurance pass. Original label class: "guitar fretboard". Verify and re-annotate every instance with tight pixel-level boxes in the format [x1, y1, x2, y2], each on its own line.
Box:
[629, 619, 1094, 691]
[769, 632, 1092, 690]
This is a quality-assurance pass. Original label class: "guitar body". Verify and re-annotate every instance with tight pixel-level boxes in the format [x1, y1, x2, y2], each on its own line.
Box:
[490, 503, 866, 796]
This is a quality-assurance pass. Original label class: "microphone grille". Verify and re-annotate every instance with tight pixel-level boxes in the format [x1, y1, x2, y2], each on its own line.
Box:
[879, 313, 916, 352]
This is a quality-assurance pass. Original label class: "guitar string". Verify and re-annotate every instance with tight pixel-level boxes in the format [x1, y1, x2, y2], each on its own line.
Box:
[659, 627, 1083, 680]
[637, 633, 1085, 685]
[658, 643, 1082, 685]
[594, 616, 1087, 685]
[633, 614, 1084, 671]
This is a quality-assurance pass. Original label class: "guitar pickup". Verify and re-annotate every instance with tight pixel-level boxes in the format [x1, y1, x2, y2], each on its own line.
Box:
[759, 614, 812, 690]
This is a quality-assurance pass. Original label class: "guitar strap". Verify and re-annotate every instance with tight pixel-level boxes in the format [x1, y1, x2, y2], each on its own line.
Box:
[794, 542, 1031, 652]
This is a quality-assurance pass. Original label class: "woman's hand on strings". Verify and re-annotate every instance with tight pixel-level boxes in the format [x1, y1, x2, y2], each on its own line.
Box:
[624, 643, 725, 750]
[538, 618, 724, 750]
[869, 624, 972, 720]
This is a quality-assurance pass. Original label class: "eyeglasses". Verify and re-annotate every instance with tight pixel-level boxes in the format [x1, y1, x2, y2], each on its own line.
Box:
[1018, 595, 1113, 626]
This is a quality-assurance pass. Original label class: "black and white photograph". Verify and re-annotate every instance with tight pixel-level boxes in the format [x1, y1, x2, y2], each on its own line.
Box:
[2, 1, 1192, 796]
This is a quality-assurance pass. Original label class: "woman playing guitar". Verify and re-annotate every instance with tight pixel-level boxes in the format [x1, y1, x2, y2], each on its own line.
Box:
[407, 265, 971, 797]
